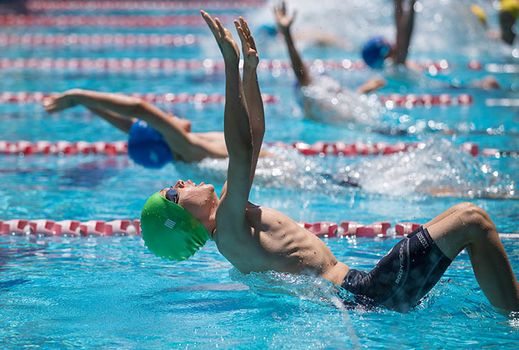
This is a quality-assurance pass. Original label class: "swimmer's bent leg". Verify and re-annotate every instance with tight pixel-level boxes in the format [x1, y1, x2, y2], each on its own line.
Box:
[341, 226, 451, 312]
[424, 203, 519, 312]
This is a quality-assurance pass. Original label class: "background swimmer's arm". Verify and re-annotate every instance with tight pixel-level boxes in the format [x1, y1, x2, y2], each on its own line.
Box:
[274, 1, 312, 87]
[356, 77, 387, 94]
[394, 0, 415, 65]
[202, 11, 254, 228]
[43, 91, 134, 132]
[85, 106, 134, 133]
[236, 18, 265, 186]
[53, 89, 196, 156]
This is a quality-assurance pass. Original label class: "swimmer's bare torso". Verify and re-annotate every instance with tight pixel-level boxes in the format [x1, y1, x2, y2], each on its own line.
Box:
[214, 202, 349, 285]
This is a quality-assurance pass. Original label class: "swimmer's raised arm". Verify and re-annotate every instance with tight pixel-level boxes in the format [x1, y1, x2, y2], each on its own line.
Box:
[274, 1, 312, 87]
[202, 11, 256, 221]
[394, 0, 416, 66]
[235, 17, 265, 184]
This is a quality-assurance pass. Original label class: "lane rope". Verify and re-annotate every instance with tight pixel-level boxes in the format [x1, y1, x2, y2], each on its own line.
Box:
[0, 92, 278, 105]
[1, 219, 516, 239]
[0, 57, 510, 74]
[0, 14, 231, 27]
[0, 140, 516, 158]
[0, 91, 473, 108]
[0, 34, 199, 47]
[27, 0, 264, 11]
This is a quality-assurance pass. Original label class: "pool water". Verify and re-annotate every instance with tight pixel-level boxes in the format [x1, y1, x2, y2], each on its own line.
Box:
[1, 0, 518, 348]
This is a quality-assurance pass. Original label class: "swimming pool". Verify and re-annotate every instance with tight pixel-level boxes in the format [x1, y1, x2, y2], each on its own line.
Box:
[1, 0, 518, 348]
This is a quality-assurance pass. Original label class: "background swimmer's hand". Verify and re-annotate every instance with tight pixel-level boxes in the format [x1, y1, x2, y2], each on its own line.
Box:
[235, 17, 259, 69]
[274, 0, 296, 33]
[473, 76, 501, 90]
[43, 90, 79, 113]
[201, 10, 240, 65]
[357, 77, 387, 94]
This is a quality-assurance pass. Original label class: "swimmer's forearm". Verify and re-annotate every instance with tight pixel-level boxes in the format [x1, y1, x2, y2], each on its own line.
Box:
[68, 89, 149, 120]
[394, 0, 415, 65]
[70, 89, 189, 143]
[242, 67, 265, 181]
[280, 28, 311, 87]
[224, 66, 253, 158]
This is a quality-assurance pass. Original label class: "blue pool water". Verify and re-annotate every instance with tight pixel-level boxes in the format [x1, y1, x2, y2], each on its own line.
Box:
[1, 0, 518, 348]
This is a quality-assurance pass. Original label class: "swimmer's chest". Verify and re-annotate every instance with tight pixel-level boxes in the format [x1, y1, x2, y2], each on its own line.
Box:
[215, 205, 321, 273]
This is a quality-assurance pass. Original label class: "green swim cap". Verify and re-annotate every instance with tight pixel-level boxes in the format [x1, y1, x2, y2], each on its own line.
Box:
[141, 192, 210, 261]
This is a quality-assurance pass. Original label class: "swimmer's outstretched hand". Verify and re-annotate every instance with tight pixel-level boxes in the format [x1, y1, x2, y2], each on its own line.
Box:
[43, 91, 78, 113]
[235, 17, 259, 69]
[274, 0, 296, 33]
[201, 10, 240, 64]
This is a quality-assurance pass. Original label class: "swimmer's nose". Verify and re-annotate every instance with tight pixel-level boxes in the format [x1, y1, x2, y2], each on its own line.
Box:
[175, 180, 185, 188]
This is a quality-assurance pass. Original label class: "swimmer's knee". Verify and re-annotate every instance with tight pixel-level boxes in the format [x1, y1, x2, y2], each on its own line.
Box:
[458, 204, 496, 240]
[451, 202, 473, 212]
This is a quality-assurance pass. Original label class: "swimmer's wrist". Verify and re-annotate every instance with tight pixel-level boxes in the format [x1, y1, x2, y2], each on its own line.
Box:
[64, 89, 84, 100]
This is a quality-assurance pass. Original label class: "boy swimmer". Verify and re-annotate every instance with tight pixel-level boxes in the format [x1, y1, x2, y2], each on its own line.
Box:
[141, 12, 519, 313]
[43, 89, 267, 168]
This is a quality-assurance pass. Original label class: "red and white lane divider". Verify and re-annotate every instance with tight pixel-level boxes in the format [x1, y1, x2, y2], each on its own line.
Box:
[0, 34, 198, 47]
[2, 219, 517, 239]
[0, 90, 470, 108]
[0, 140, 515, 158]
[28, 0, 264, 11]
[0, 92, 278, 105]
[0, 57, 500, 74]
[380, 93, 473, 107]
[0, 219, 414, 237]
[1, 57, 513, 76]
[0, 15, 231, 27]
[0, 219, 141, 236]
[0, 141, 128, 156]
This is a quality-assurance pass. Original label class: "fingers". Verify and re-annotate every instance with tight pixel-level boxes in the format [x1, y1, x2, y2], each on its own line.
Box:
[215, 18, 226, 38]
[234, 20, 248, 50]
[239, 17, 251, 38]
[237, 17, 256, 50]
[201, 10, 218, 36]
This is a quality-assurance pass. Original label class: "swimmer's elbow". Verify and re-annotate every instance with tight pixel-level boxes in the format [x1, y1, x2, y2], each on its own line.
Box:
[129, 98, 153, 115]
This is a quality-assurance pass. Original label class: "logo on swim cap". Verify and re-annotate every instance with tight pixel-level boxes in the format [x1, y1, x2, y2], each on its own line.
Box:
[361, 36, 391, 69]
[128, 120, 173, 169]
[164, 218, 176, 229]
[141, 192, 209, 261]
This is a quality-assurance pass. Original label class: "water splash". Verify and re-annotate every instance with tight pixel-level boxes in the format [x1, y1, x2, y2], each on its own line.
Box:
[250, 0, 512, 58]
[191, 146, 330, 190]
[229, 268, 339, 303]
[299, 75, 384, 127]
[335, 138, 516, 198]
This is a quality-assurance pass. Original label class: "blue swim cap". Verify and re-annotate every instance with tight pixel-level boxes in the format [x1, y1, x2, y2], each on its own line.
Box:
[361, 36, 391, 69]
[258, 23, 278, 37]
[128, 120, 173, 168]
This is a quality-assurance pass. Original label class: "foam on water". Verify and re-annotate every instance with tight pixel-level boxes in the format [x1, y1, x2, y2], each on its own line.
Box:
[299, 75, 383, 127]
[187, 146, 328, 190]
[336, 138, 516, 198]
